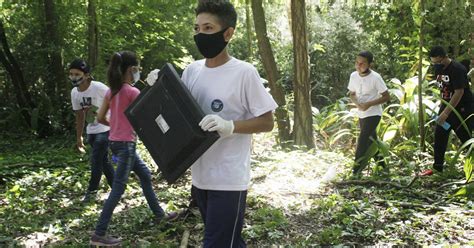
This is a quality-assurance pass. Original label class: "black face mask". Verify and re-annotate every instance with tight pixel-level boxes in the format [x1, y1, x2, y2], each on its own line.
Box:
[433, 64, 444, 74]
[194, 28, 228, 59]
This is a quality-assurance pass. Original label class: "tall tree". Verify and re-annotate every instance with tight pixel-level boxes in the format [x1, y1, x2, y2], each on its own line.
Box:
[43, 0, 67, 104]
[251, 0, 291, 144]
[290, 0, 314, 148]
[417, 0, 425, 153]
[87, 0, 99, 70]
[245, 0, 253, 58]
[0, 18, 54, 136]
[0, 20, 35, 124]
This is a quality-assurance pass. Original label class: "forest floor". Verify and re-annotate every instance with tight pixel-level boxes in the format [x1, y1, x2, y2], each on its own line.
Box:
[0, 132, 473, 247]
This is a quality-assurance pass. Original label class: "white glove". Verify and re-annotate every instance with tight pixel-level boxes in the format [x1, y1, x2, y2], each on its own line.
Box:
[199, 114, 234, 138]
[145, 69, 160, 86]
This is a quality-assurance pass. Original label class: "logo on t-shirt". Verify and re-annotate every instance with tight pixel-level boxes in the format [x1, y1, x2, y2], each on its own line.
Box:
[211, 99, 224, 112]
[437, 74, 452, 100]
[80, 97, 92, 108]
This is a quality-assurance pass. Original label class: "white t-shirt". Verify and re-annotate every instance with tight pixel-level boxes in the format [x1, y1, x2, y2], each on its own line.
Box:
[182, 57, 278, 191]
[71, 81, 110, 134]
[347, 70, 388, 118]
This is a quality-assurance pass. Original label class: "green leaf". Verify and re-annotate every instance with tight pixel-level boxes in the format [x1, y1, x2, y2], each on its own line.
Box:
[453, 184, 474, 197]
[312, 43, 326, 53]
[463, 156, 473, 183]
[382, 128, 397, 142]
[9, 184, 20, 193]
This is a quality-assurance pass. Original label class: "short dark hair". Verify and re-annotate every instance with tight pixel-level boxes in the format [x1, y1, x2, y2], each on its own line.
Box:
[195, 0, 237, 28]
[358, 51, 373, 64]
[69, 59, 90, 73]
[429, 46, 447, 58]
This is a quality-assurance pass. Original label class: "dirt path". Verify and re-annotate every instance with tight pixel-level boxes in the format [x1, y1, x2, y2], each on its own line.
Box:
[250, 134, 349, 211]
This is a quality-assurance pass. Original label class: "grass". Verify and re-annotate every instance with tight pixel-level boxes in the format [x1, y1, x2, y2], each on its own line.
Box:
[0, 131, 473, 247]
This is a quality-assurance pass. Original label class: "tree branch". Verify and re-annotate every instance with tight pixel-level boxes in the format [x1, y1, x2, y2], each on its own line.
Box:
[373, 200, 447, 212]
[335, 179, 405, 189]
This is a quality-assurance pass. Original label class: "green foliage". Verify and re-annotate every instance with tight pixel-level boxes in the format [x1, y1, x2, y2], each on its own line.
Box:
[314, 70, 474, 186]
[352, 1, 472, 82]
[1, 132, 473, 246]
[454, 184, 474, 198]
[227, 3, 257, 62]
[424, 1, 473, 58]
[0, 133, 194, 246]
[314, 100, 358, 149]
[96, 1, 197, 75]
[308, 4, 368, 107]
[244, 199, 288, 242]
[0, 134, 84, 179]
[245, 1, 294, 93]
[1, 1, 474, 246]
[0, 1, 198, 134]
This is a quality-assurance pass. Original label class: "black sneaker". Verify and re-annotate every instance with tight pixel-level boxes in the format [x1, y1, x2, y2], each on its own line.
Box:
[90, 233, 121, 247]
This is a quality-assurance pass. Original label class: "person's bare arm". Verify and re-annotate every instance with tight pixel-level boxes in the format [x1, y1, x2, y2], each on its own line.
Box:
[349, 91, 360, 108]
[75, 110, 86, 153]
[97, 97, 110, 126]
[233, 111, 274, 134]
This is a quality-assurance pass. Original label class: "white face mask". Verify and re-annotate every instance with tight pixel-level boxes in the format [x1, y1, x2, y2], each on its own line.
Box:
[132, 71, 140, 84]
[69, 75, 84, 87]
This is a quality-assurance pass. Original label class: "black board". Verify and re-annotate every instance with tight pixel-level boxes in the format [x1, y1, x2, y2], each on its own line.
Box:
[125, 63, 219, 183]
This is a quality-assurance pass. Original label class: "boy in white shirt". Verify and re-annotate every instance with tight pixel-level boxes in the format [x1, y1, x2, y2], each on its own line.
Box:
[69, 59, 114, 202]
[347, 51, 390, 175]
[181, 1, 277, 247]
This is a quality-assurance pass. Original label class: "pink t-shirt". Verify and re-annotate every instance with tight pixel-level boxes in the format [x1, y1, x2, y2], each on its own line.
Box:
[106, 84, 139, 142]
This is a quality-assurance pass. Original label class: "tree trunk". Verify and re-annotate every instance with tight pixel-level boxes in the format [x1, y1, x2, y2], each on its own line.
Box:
[0, 19, 55, 135]
[43, 0, 67, 103]
[87, 0, 99, 69]
[290, 0, 314, 149]
[418, 0, 425, 153]
[0, 19, 35, 125]
[251, 0, 292, 145]
[245, 0, 253, 59]
[452, 0, 462, 58]
[43, 0, 70, 132]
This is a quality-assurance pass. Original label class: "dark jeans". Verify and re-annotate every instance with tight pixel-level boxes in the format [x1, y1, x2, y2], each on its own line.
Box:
[354, 115, 382, 173]
[434, 104, 473, 166]
[95, 141, 165, 236]
[87, 131, 114, 192]
[193, 186, 247, 248]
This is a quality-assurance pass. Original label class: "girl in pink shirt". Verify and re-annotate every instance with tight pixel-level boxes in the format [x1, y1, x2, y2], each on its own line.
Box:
[91, 51, 176, 246]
